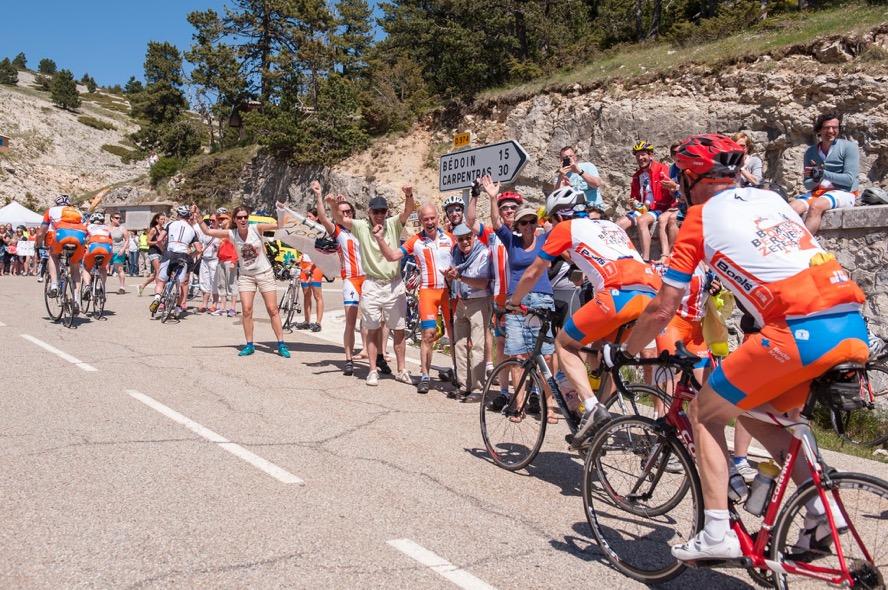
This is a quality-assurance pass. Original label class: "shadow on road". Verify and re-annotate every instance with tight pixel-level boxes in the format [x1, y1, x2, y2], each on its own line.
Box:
[464, 446, 584, 496]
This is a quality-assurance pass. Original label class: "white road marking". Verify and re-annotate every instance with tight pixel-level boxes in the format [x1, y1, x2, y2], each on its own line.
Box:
[20, 334, 98, 372]
[387, 539, 497, 590]
[125, 389, 305, 486]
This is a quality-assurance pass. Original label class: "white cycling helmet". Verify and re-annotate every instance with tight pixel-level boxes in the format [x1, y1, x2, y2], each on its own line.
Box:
[546, 186, 586, 217]
[90, 212, 105, 224]
[442, 195, 464, 211]
[175, 205, 191, 218]
[55, 194, 71, 206]
[216, 207, 229, 215]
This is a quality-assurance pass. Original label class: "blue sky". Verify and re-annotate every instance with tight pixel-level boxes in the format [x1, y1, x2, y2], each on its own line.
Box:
[0, 0, 381, 87]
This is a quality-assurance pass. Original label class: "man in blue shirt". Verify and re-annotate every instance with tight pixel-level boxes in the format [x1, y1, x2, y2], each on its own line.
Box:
[790, 111, 860, 234]
[554, 146, 604, 210]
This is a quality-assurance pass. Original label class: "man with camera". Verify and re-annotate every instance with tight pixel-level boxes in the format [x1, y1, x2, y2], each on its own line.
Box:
[554, 146, 604, 212]
[790, 111, 860, 234]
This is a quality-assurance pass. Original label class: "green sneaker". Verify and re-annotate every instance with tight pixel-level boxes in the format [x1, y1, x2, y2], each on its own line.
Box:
[238, 344, 255, 356]
[277, 343, 290, 358]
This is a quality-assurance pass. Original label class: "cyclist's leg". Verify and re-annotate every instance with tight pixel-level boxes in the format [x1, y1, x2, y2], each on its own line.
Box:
[47, 253, 60, 287]
[176, 264, 189, 308]
[342, 278, 362, 361]
[417, 288, 441, 377]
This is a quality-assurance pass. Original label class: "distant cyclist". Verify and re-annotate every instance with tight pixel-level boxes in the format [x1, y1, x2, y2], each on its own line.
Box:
[609, 134, 868, 561]
[82, 212, 112, 299]
[510, 186, 662, 446]
[148, 206, 197, 319]
[35, 195, 87, 309]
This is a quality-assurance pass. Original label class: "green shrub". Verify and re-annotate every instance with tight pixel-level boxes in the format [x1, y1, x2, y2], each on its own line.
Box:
[101, 143, 139, 163]
[78, 116, 116, 131]
[150, 156, 184, 186]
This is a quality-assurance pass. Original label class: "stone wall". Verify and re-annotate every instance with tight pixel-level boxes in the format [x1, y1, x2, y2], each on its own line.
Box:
[819, 205, 888, 335]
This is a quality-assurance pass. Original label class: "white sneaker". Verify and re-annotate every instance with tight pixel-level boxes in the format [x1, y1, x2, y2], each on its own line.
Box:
[394, 370, 412, 385]
[734, 459, 758, 483]
[366, 371, 379, 386]
[789, 509, 848, 558]
[671, 530, 742, 561]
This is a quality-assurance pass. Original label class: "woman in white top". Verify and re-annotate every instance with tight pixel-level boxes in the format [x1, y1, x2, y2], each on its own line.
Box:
[195, 204, 290, 358]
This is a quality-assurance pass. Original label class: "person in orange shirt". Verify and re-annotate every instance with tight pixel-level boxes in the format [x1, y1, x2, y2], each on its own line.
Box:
[35, 195, 87, 306]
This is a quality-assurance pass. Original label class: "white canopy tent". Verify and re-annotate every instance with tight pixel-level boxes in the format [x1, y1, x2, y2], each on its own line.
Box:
[0, 201, 43, 227]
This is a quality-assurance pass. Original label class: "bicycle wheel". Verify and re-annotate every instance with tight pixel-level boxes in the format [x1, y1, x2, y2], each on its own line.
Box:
[94, 282, 106, 319]
[839, 362, 888, 447]
[479, 359, 548, 471]
[771, 472, 888, 590]
[61, 275, 78, 328]
[80, 282, 92, 316]
[161, 283, 178, 323]
[279, 285, 293, 329]
[583, 415, 701, 584]
[44, 275, 63, 321]
[603, 384, 672, 420]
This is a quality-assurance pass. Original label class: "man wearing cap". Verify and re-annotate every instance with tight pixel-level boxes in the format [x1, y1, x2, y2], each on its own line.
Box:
[332, 186, 415, 386]
[445, 224, 492, 399]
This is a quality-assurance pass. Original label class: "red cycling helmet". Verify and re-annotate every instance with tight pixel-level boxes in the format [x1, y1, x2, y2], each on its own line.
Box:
[673, 134, 745, 180]
[497, 191, 524, 207]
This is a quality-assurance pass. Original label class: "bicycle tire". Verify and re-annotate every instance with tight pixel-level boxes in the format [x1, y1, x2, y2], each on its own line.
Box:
[603, 384, 672, 420]
[279, 285, 293, 329]
[836, 362, 888, 448]
[479, 359, 548, 471]
[62, 274, 77, 328]
[44, 275, 63, 321]
[80, 282, 92, 316]
[94, 282, 106, 320]
[161, 282, 178, 323]
[771, 472, 888, 590]
[583, 415, 702, 584]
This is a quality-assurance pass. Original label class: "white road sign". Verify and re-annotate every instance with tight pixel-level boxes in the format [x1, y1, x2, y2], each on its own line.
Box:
[438, 140, 528, 192]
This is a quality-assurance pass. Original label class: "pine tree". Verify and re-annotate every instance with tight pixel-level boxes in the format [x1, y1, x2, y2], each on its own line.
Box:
[0, 58, 18, 85]
[333, 0, 373, 79]
[38, 58, 57, 75]
[124, 76, 144, 95]
[86, 77, 97, 93]
[12, 52, 27, 70]
[50, 69, 81, 110]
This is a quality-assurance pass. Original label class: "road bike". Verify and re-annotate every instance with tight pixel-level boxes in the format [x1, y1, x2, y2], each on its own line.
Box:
[79, 258, 107, 320]
[153, 260, 185, 323]
[582, 343, 888, 587]
[279, 273, 302, 331]
[829, 357, 888, 448]
[479, 306, 670, 471]
[43, 245, 80, 328]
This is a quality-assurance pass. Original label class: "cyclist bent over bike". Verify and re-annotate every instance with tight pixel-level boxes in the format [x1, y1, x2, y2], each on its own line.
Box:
[36, 195, 87, 307]
[606, 134, 869, 561]
[509, 186, 662, 447]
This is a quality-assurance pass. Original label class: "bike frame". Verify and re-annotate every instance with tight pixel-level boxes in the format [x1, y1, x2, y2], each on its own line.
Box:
[657, 367, 867, 586]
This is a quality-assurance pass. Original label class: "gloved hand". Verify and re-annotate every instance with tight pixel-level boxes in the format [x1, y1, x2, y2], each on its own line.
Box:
[602, 343, 631, 369]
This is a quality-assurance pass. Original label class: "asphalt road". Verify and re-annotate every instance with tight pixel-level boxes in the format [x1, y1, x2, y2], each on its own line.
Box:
[1, 276, 885, 589]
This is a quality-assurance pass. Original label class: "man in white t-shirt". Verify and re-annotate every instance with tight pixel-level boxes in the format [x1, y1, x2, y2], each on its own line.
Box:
[149, 206, 197, 318]
[194, 215, 220, 312]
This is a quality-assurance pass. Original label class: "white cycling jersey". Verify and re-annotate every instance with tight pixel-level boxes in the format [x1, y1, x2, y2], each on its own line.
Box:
[164, 220, 197, 254]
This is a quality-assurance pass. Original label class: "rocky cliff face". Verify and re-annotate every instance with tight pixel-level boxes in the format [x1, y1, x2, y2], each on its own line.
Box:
[0, 72, 145, 206]
[238, 26, 888, 214]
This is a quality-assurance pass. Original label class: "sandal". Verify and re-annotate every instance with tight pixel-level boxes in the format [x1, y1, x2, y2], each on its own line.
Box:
[508, 408, 526, 423]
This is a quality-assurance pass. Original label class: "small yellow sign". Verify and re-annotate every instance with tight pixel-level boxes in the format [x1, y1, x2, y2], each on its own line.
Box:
[452, 132, 471, 149]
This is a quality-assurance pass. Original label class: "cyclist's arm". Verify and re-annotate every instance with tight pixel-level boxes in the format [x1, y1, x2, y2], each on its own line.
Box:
[35, 225, 47, 248]
[315, 193, 337, 235]
[398, 186, 415, 225]
[624, 285, 683, 356]
[508, 257, 549, 307]
[374, 229, 406, 262]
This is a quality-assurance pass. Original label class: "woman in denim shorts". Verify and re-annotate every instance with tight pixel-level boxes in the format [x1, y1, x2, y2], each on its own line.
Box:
[482, 175, 557, 424]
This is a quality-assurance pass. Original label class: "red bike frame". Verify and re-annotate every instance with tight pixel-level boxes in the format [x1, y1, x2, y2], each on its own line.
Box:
[664, 379, 869, 586]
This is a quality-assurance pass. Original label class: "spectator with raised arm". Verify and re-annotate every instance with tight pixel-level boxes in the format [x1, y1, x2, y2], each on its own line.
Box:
[312, 180, 366, 377]
[790, 111, 860, 234]
[331, 187, 416, 386]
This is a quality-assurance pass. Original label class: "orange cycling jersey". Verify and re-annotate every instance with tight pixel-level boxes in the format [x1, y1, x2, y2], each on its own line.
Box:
[332, 225, 364, 279]
[663, 187, 864, 325]
[400, 228, 454, 290]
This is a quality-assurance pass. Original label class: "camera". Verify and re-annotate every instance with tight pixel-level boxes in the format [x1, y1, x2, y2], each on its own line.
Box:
[562, 157, 571, 168]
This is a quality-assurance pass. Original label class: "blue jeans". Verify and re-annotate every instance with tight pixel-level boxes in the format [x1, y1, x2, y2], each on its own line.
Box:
[505, 292, 555, 356]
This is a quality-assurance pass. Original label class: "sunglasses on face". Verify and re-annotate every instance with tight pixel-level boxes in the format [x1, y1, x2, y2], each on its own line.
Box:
[371, 209, 388, 215]
[518, 218, 537, 227]
[111, 216, 120, 220]
[235, 215, 249, 221]
[447, 207, 464, 214]
[499, 205, 518, 212]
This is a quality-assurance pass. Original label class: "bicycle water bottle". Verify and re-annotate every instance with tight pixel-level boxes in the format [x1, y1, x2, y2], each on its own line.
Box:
[744, 461, 781, 516]
[728, 462, 749, 503]
[554, 371, 581, 414]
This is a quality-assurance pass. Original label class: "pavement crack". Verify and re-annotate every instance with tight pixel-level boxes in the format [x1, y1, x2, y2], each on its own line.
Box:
[124, 551, 305, 589]
[11, 437, 201, 457]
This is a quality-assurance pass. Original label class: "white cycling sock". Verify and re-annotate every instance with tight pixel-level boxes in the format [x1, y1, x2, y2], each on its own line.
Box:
[153, 294, 161, 301]
[703, 509, 730, 541]
[805, 495, 846, 528]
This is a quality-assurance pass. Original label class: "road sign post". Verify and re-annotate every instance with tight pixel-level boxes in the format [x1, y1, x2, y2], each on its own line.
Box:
[438, 140, 528, 193]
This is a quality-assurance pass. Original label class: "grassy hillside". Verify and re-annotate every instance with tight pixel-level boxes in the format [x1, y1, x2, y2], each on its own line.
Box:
[480, 3, 888, 102]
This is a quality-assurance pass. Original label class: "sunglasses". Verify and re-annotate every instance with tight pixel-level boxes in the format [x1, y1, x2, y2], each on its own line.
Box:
[371, 209, 388, 215]
[111, 216, 120, 220]
[499, 204, 518, 212]
[518, 218, 537, 227]
[456, 234, 473, 242]
[235, 215, 249, 221]
[446, 207, 464, 213]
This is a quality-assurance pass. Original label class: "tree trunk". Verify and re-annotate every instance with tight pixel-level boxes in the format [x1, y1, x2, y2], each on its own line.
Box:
[760, 0, 768, 19]
[513, 1, 529, 60]
[636, 0, 644, 41]
[650, 0, 661, 38]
